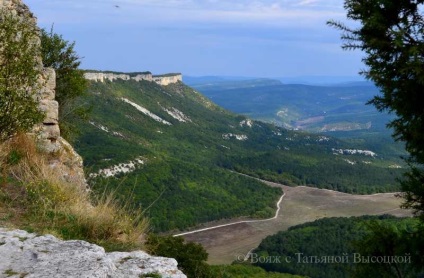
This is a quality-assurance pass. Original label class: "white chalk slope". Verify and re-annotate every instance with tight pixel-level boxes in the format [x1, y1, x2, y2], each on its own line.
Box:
[121, 98, 172, 125]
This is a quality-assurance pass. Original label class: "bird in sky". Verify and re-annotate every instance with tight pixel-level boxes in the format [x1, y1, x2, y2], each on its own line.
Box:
[114, 5, 120, 8]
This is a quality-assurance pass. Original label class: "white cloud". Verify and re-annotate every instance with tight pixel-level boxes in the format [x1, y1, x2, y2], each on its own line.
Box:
[24, 0, 358, 77]
[296, 0, 318, 6]
[27, 0, 345, 27]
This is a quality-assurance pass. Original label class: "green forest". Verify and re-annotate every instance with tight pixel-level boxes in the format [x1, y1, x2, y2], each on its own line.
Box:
[254, 215, 420, 278]
[74, 78, 406, 232]
[189, 79, 397, 136]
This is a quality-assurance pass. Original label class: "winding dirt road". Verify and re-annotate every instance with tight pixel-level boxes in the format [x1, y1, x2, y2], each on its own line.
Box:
[174, 176, 411, 264]
[173, 190, 285, 237]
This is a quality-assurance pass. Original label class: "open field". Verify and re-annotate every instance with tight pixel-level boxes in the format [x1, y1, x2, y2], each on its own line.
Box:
[181, 181, 412, 264]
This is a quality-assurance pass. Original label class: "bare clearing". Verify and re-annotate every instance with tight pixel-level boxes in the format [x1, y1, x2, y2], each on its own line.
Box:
[182, 182, 412, 265]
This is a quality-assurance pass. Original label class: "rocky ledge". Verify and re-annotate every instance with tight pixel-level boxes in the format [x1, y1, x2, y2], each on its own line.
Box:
[0, 229, 186, 278]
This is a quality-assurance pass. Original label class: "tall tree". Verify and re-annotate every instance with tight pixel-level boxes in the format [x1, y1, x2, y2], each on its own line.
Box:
[328, 0, 424, 218]
[328, 1, 424, 275]
[40, 26, 89, 141]
[0, 8, 44, 141]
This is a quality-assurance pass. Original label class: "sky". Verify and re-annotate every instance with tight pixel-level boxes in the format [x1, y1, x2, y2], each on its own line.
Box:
[25, 0, 365, 79]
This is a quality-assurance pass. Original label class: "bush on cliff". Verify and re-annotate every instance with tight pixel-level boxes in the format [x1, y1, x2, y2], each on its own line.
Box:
[40, 26, 89, 142]
[0, 133, 148, 251]
[146, 234, 213, 278]
[0, 8, 44, 142]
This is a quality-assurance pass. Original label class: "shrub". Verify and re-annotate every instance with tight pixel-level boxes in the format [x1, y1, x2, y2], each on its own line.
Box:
[40, 26, 89, 141]
[146, 234, 213, 278]
[0, 8, 44, 142]
[0, 133, 148, 250]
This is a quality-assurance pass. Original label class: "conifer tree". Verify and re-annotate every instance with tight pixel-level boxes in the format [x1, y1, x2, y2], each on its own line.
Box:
[329, 1, 424, 275]
[328, 0, 424, 220]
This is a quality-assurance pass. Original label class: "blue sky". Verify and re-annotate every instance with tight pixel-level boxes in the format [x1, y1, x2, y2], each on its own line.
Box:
[25, 0, 364, 78]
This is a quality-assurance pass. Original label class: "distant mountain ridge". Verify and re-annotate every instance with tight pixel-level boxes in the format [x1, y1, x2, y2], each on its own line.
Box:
[187, 77, 392, 135]
[278, 75, 367, 85]
[184, 75, 368, 86]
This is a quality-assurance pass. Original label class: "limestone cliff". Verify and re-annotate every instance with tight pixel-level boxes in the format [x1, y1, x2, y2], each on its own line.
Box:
[0, 1, 186, 276]
[84, 72, 153, 83]
[33, 67, 87, 188]
[0, 0, 32, 16]
[84, 71, 183, 86]
[152, 73, 183, 86]
[1, 0, 86, 188]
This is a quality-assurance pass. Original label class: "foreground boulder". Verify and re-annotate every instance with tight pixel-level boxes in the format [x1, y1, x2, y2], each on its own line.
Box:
[0, 229, 186, 278]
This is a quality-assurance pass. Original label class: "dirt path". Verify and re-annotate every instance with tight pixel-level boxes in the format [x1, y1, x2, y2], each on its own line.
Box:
[177, 178, 412, 264]
[173, 190, 285, 237]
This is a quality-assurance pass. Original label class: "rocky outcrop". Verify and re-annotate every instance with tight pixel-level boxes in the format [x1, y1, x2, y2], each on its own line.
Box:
[1, 0, 87, 188]
[33, 68, 87, 187]
[1, 3, 186, 277]
[33, 68, 61, 152]
[84, 71, 182, 86]
[152, 74, 183, 86]
[0, 0, 33, 18]
[84, 72, 153, 83]
[0, 228, 186, 278]
[1, 1, 59, 154]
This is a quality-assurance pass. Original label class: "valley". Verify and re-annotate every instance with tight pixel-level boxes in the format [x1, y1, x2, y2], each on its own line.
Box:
[74, 76, 407, 233]
[180, 178, 411, 264]
[69, 74, 416, 276]
[186, 78, 402, 141]
[2, 1, 423, 276]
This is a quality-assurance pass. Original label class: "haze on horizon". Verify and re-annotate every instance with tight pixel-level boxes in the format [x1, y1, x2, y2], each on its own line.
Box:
[25, 0, 365, 80]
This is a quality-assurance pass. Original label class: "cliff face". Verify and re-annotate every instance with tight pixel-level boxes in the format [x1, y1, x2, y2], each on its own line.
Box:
[153, 74, 183, 86]
[0, 0, 32, 15]
[1, 0, 86, 187]
[84, 71, 183, 86]
[1, 2, 186, 276]
[84, 72, 153, 82]
[35, 68, 87, 188]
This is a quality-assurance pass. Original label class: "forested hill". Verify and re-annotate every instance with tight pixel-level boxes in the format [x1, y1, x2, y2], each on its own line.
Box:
[74, 77, 404, 232]
[188, 78, 398, 137]
[254, 215, 419, 278]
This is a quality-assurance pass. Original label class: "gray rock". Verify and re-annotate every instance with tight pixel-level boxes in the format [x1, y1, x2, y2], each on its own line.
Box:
[83, 71, 183, 86]
[38, 68, 56, 100]
[38, 100, 59, 124]
[47, 137, 88, 188]
[43, 68, 56, 92]
[0, 228, 186, 278]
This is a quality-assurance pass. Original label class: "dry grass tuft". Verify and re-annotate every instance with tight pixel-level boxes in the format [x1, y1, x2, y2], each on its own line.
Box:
[0, 133, 148, 250]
